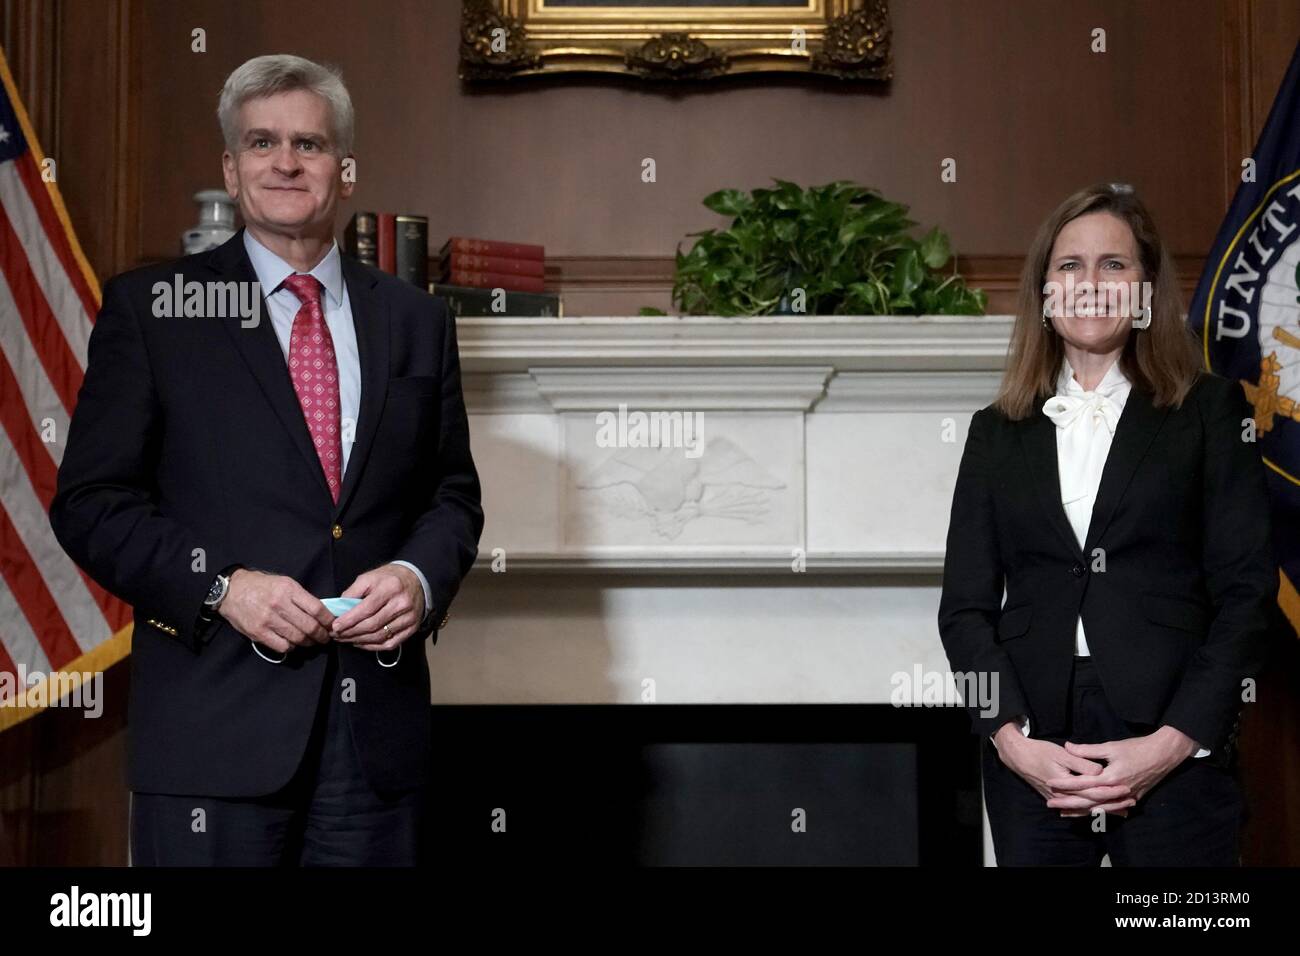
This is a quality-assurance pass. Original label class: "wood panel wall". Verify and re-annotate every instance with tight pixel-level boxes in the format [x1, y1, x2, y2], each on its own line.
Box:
[1, 0, 1297, 866]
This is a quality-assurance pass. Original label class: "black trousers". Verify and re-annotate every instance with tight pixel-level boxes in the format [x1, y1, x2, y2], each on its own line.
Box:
[982, 656, 1244, 866]
[130, 641, 425, 866]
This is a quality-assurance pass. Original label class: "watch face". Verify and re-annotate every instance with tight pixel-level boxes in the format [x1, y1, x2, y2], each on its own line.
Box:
[205, 576, 226, 605]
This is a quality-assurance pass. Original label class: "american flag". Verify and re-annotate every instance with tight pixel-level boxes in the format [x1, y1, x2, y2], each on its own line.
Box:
[0, 47, 131, 732]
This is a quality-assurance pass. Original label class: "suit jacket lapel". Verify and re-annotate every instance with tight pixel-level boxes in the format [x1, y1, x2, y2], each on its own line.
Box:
[334, 254, 390, 518]
[209, 230, 334, 505]
[1018, 383, 1172, 563]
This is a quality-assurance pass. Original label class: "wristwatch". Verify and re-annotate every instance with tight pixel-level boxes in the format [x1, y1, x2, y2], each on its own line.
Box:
[203, 571, 233, 612]
[200, 565, 242, 622]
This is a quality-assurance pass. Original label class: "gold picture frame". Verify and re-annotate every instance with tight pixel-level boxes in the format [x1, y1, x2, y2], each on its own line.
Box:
[460, 1, 892, 82]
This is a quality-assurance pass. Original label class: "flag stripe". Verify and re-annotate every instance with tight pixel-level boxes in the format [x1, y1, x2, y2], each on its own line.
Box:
[0, 340, 125, 633]
[0, 335, 128, 634]
[0, 496, 81, 667]
[0, 571, 51, 676]
[0, 343, 59, 507]
[0, 634, 20, 698]
[0, 201, 83, 414]
[0, 271, 70, 467]
[0, 425, 109, 658]
[12, 153, 99, 331]
[1, 160, 93, 367]
[0, 51, 101, 312]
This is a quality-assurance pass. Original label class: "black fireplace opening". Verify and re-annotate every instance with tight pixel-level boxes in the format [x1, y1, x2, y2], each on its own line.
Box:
[425, 704, 982, 866]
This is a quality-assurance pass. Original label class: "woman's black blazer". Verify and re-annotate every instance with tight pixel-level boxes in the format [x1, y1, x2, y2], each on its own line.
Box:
[937, 371, 1278, 759]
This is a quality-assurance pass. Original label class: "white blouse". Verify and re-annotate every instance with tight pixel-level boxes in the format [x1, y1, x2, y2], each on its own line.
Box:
[1042, 355, 1131, 657]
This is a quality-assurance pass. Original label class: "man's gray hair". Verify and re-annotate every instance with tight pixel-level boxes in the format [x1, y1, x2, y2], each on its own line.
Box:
[217, 54, 354, 156]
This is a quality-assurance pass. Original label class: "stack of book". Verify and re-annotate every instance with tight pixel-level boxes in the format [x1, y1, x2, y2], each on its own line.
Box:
[437, 237, 544, 292]
[343, 212, 428, 289]
[432, 237, 560, 317]
[343, 221, 561, 316]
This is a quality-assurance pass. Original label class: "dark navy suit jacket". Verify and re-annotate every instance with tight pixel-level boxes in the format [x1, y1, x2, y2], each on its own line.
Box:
[50, 229, 483, 796]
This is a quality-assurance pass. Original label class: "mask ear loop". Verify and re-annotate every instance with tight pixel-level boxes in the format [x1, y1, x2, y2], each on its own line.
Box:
[250, 639, 287, 664]
[249, 638, 401, 666]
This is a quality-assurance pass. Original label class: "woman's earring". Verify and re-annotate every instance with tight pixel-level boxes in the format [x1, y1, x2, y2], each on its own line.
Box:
[1042, 301, 1053, 331]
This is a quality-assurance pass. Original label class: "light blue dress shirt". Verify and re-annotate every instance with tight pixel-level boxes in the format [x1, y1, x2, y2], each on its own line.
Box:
[242, 230, 433, 624]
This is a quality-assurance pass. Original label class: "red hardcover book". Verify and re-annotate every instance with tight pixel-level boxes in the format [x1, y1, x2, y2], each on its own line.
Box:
[377, 213, 396, 274]
[445, 269, 545, 293]
[439, 237, 544, 262]
[442, 252, 545, 278]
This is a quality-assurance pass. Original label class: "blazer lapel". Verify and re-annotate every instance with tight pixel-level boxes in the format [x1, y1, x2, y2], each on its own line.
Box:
[334, 253, 390, 519]
[1082, 385, 1171, 557]
[1018, 383, 1172, 563]
[209, 230, 334, 505]
[1019, 406, 1085, 561]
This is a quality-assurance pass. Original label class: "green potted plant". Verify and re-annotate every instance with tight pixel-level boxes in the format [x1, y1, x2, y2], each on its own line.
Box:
[664, 180, 986, 317]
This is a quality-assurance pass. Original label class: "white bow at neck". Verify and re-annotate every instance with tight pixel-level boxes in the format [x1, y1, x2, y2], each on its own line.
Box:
[1042, 357, 1130, 435]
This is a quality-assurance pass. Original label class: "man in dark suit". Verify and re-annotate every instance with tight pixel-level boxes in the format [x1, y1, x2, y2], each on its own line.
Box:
[48, 54, 483, 865]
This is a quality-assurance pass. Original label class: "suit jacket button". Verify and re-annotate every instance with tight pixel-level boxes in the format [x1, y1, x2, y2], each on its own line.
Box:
[439, 612, 450, 629]
[1069, 563, 1085, 577]
[331, 524, 343, 540]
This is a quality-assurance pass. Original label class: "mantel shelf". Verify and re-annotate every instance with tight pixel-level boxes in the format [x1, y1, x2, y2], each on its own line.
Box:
[457, 314, 1015, 373]
[471, 551, 945, 575]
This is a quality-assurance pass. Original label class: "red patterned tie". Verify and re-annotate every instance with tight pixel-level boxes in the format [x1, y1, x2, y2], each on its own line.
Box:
[282, 273, 342, 503]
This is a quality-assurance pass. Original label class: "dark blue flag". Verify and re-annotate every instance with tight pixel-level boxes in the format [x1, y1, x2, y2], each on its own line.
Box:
[1189, 39, 1300, 638]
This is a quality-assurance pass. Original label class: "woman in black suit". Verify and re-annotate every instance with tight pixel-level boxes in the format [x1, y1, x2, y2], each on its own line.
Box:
[938, 183, 1278, 866]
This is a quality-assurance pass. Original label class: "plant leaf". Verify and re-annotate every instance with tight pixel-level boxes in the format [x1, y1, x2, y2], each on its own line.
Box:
[890, 248, 924, 298]
[919, 227, 952, 269]
[702, 189, 751, 217]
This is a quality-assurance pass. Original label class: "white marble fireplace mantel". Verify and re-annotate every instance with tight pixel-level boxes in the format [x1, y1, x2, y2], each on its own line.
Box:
[455, 316, 1015, 574]
[447, 316, 1015, 863]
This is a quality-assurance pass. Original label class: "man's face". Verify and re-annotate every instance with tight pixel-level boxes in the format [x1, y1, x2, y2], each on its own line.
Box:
[221, 89, 352, 236]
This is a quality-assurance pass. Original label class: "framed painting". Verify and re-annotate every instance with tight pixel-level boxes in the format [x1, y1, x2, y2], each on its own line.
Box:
[460, 0, 892, 81]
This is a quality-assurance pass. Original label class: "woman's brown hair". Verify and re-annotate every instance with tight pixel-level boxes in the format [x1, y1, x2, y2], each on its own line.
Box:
[994, 183, 1204, 420]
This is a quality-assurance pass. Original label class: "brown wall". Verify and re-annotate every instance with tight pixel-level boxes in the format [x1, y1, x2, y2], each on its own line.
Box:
[22, 0, 1300, 311]
[2, 0, 1298, 866]
[126, 0, 1232, 258]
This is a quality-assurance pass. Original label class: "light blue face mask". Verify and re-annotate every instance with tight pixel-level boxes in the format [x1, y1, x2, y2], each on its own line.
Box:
[321, 597, 362, 616]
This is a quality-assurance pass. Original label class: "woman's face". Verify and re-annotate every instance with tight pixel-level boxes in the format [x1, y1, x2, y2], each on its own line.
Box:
[1043, 211, 1145, 354]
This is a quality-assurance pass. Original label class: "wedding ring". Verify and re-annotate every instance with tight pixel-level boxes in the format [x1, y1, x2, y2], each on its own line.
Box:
[376, 622, 398, 667]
